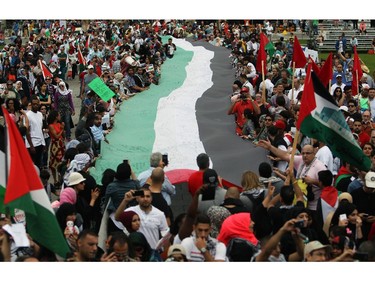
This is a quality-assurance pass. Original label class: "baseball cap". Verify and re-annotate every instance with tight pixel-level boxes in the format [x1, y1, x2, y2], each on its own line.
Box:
[87, 65, 94, 69]
[304, 241, 332, 257]
[362, 83, 370, 90]
[167, 245, 187, 258]
[68, 172, 86, 186]
[365, 171, 375, 188]
[240, 87, 249, 93]
[273, 120, 286, 131]
[336, 74, 342, 78]
[339, 105, 349, 113]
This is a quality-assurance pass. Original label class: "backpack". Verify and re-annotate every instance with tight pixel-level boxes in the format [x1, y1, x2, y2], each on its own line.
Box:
[226, 238, 260, 262]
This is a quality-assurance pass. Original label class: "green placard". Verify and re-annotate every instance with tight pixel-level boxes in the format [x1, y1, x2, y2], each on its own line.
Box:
[88, 77, 115, 101]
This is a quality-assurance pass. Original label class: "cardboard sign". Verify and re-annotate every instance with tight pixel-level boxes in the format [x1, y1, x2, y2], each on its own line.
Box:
[88, 77, 115, 102]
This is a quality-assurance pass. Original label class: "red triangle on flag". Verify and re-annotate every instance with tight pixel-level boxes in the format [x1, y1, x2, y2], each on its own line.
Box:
[39, 60, 53, 80]
[292, 36, 307, 68]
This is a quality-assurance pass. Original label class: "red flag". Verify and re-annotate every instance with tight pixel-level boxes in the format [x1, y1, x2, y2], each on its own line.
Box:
[292, 36, 307, 68]
[318, 52, 333, 87]
[256, 33, 268, 74]
[352, 47, 363, 96]
[38, 60, 53, 80]
[309, 56, 321, 75]
[77, 45, 86, 66]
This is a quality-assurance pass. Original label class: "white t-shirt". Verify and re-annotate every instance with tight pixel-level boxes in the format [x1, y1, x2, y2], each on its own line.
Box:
[180, 236, 227, 262]
[316, 146, 334, 172]
[125, 205, 169, 249]
[25, 110, 45, 148]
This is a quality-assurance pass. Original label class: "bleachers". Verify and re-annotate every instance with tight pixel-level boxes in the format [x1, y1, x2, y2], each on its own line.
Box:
[316, 20, 375, 53]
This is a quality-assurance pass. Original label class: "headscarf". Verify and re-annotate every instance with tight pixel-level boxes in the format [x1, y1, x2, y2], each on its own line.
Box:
[217, 212, 258, 246]
[17, 68, 26, 79]
[60, 187, 77, 205]
[117, 210, 139, 233]
[57, 81, 69, 96]
[73, 153, 91, 171]
[207, 206, 231, 238]
[66, 139, 80, 150]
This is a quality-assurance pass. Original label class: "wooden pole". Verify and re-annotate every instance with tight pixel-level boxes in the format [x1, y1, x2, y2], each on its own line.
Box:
[291, 61, 296, 102]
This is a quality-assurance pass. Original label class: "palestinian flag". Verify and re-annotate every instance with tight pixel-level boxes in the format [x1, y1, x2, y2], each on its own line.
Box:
[85, 35, 91, 49]
[318, 52, 333, 88]
[297, 69, 371, 171]
[77, 44, 86, 66]
[292, 36, 307, 68]
[38, 60, 53, 80]
[0, 107, 70, 258]
[352, 46, 363, 96]
[0, 123, 5, 214]
[256, 33, 269, 74]
[316, 186, 338, 227]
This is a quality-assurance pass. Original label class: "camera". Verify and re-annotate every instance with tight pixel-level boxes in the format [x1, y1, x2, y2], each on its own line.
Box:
[239, 93, 246, 100]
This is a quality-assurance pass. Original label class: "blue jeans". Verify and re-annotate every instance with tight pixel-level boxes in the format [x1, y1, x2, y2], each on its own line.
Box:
[61, 112, 71, 139]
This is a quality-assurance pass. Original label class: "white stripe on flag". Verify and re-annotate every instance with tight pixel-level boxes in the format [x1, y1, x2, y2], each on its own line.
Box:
[153, 39, 214, 171]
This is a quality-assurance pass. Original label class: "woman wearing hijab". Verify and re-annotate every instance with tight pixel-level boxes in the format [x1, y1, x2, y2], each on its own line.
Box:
[117, 210, 141, 235]
[207, 206, 231, 238]
[128, 232, 162, 262]
[53, 81, 75, 141]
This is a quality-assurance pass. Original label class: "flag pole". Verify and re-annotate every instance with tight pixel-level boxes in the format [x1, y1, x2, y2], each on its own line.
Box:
[356, 70, 359, 97]
[2, 106, 10, 219]
[291, 61, 296, 102]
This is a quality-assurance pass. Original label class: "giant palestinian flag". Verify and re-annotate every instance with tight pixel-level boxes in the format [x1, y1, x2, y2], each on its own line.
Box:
[90, 37, 267, 187]
[297, 70, 371, 171]
[0, 107, 70, 258]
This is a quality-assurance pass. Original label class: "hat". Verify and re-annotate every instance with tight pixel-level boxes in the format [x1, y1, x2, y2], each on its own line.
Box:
[240, 87, 249, 93]
[87, 65, 94, 69]
[362, 83, 370, 90]
[338, 192, 353, 203]
[304, 241, 331, 257]
[273, 120, 286, 131]
[339, 105, 349, 113]
[336, 74, 342, 78]
[365, 171, 375, 188]
[167, 245, 187, 258]
[68, 172, 86, 186]
[28, 52, 33, 56]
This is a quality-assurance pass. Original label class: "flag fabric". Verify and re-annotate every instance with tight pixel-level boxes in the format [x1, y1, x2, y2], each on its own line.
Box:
[1, 107, 70, 258]
[297, 70, 371, 171]
[352, 47, 363, 96]
[38, 60, 53, 80]
[0, 121, 6, 214]
[265, 40, 275, 62]
[85, 35, 91, 49]
[309, 56, 321, 75]
[292, 36, 307, 68]
[318, 52, 333, 87]
[316, 186, 338, 227]
[256, 33, 269, 74]
[77, 44, 86, 66]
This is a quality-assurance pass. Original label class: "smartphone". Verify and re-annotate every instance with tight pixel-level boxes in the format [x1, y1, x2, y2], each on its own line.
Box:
[294, 220, 305, 229]
[201, 183, 216, 201]
[162, 154, 169, 166]
[133, 190, 144, 197]
[339, 214, 347, 221]
[123, 159, 128, 164]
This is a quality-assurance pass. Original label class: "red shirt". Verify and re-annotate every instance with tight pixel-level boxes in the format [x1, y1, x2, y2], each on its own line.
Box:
[188, 171, 204, 197]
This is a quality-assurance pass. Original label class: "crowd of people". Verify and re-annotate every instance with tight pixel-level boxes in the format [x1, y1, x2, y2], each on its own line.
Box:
[1, 19, 375, 262]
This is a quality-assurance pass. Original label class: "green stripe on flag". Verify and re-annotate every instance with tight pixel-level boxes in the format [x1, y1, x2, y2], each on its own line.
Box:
[90, 38, 193, 183]
[301, 114, 371, 171]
